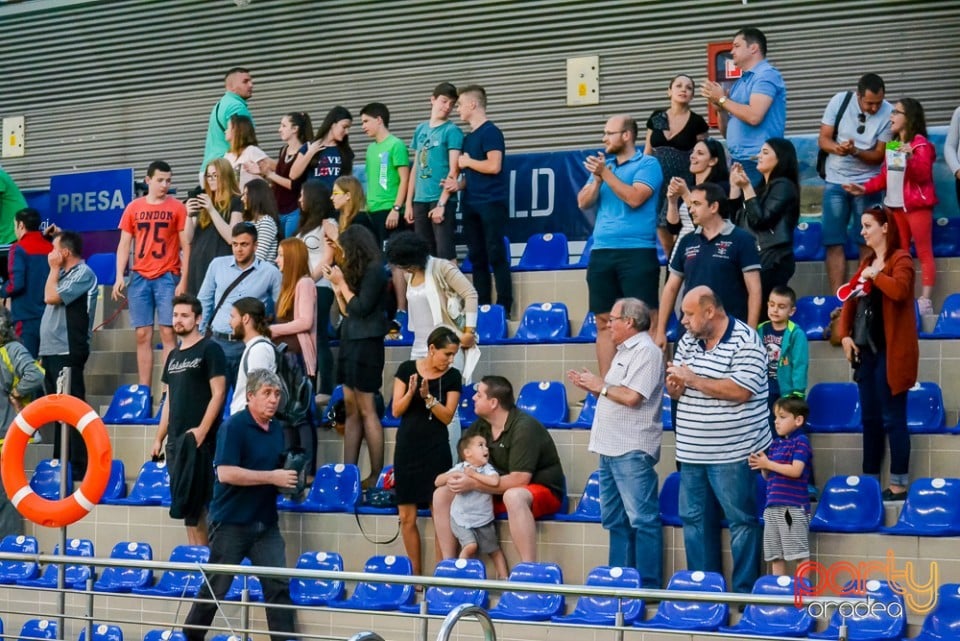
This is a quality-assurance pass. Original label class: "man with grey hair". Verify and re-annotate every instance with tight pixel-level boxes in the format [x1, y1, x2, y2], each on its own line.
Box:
[567, 297, 665, 588]
[184, 368, 297, 641]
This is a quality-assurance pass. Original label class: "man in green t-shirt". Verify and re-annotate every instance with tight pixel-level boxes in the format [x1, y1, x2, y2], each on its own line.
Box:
[361, 102, 410, 330]
[0, 167, 27, 245]
[201, 67, 254, 178]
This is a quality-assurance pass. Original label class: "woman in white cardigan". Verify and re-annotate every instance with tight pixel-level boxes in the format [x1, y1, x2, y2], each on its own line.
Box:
[386, 231, 479, 459]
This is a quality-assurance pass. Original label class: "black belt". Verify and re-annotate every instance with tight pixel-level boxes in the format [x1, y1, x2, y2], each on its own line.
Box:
[212, 331, 240, 342]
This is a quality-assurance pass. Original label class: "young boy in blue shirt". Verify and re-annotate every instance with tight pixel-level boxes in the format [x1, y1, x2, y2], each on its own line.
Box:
[749, 396, 812, 576]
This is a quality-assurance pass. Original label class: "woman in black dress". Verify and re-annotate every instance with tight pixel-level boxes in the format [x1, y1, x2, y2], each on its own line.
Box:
[391, 327, 462, 576]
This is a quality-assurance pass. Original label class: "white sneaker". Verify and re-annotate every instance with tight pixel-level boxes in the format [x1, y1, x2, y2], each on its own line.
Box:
[917, 297, 934, 316]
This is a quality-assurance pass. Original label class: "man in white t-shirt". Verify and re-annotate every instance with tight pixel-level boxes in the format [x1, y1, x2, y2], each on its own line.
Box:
[228, 297, 276, 415]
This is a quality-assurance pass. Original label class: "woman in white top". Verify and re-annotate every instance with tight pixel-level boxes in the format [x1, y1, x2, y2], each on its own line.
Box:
[241, 178, 281, 263]
[224, 114, 268, 189]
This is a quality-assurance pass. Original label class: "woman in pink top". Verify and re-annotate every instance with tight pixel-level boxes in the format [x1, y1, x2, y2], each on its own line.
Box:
[844, 98, 937, 314]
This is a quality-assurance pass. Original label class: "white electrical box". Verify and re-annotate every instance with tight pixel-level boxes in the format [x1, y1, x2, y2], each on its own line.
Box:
[566, 56, 599, 106]
[2, 116, 25, 158]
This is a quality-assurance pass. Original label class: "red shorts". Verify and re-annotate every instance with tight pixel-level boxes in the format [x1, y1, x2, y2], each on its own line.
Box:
[493, 484, 563, 519]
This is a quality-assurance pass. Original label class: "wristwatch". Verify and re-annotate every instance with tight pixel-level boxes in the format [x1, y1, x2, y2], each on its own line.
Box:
[717, 96, 728, 110]
[392, 205, 401, 212]
[600, 386, 609, 397]
[425, 396, 439, 410]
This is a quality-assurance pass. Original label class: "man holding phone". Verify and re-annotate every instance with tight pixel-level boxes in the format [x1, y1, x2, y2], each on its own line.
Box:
[577, 114, 663, 377]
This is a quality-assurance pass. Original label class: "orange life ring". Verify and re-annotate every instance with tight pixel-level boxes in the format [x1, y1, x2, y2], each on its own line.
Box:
[1, 395, 112, 528]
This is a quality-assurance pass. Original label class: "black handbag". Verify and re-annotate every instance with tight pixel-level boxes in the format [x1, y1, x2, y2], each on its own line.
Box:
[817, 92, 854, 180]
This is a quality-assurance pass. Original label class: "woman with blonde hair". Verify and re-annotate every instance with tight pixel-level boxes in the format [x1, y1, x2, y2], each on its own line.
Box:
[322, 174, 376, 267]
[184, 157, 243, 294]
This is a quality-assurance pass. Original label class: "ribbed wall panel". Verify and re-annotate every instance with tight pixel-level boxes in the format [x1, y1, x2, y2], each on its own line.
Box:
[1, 0, 958, 188]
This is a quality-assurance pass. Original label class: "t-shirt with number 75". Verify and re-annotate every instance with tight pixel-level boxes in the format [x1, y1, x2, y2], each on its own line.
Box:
[118, 196, 187, 279]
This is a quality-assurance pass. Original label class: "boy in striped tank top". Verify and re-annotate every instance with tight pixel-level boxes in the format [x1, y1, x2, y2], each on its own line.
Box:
[748, 396, 812, 576]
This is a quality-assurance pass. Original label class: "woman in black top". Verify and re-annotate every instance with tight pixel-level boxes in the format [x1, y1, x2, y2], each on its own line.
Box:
[324, 225, 388, 487]
[184, 157, 243, 295]
[392, 327, 462, 576]
[731, 137, 801, 319]
[644, 74, 710, 254]
[289, 105, 355, 189]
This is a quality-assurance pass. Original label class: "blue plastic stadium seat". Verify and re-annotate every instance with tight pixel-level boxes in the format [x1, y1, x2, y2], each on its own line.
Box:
[0, 535, 40, 584]
[806, 382, 862, 432]
[356, 465, 398, 516]
[809, 579, 905, 640]
[881, 478, 960, 536]
[556, 470, 601, 522]
[793, 221, 826, 261]
[810, 475, 883, 533]
[908, 583, 960, 641]
[553, 566, 644, 626]
[29, 459, 71, 500]
[517, 233, 569, 270]
[656, 236, 668, 266]
[907, 382, 946, 433]
[932, 217, 960, 257]
[102, 384, 152, 424]
[209, 635, 249, 641]
[461, 237, 511, 273]
[476, 304, 508, 344]
[93, 541, 153, 592]
[635, 570, 728, 632]
[659, 472, 681, 526]
[665, 311, 680, 343]
[289, 551, 345, 606]
[142, 631, 186, 641]
[559, 393, 597, 429]
[719, 575, 815, 637]
[278, 463, 360, 513]
[327, 555, 415, 611]
[102, 461, 170, 506]
[18, 618, 57, 641]
[509, 302, 571, 343]
[381, 399, 400, 428]
[399, 558, 489, 614]
[133, 545, 209, 597]
[924, 293, 960, 339]
[99, 460, 127, 503]
[516, 380, 568, 427]
[86, 253, 118, 286]
[568, 311, 597, 343]
[662, 392, 673, 431]
[225, 558, 263, 602]
[845, 224, 864, 260]
[458, 383, 479, 426]
[793, 295, 841, 340]
[575, 236, 594, 267]
[78, 624, 123, 641]
[489, 562, 565, 621]
[20, 538, 94, 589]
[144, 395, 164, 426]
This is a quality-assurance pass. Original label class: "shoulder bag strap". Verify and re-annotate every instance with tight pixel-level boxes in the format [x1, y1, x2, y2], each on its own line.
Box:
[832, 92, 854, 142]
[209, 267, 256, 331]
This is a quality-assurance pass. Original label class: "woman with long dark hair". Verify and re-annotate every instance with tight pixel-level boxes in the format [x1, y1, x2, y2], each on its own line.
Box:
[663, 138, 730, 259]
[289, 106, 354, 188]
[837, 206, 918, 501]
[392, 326, 461, 576]
[323, 225, 388, 487]
[184, 157, 243, 294]
[256, 112, 313, 239]
[731, 137, 800, 314]
[241, 178, 281, 263]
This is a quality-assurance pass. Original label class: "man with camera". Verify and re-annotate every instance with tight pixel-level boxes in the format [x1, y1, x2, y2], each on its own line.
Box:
[113, 160, 189, 389]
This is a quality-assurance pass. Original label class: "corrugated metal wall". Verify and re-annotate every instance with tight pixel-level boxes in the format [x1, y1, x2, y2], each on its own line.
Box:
[1, 0, 959, 188]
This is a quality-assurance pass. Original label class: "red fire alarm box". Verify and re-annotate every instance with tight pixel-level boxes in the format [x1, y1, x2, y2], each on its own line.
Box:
[706, 41, 740, 129]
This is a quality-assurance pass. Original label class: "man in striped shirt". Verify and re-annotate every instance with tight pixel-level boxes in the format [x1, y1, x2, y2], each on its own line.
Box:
[665, 285, 770, 593]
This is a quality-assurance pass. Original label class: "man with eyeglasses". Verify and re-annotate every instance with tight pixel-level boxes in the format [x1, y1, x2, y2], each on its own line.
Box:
[197, 222, 280, 392]
[577, 114, 663, 377]
[566, 297, 665, 588]
[818, 73, 893, 295]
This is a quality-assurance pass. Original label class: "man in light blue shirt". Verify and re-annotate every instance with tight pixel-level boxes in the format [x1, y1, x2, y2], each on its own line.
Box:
[701, 27, 786, 185]
[577, 115, 663, 377]
[197, 222, 280, 392]
[201, 67, 254, 177]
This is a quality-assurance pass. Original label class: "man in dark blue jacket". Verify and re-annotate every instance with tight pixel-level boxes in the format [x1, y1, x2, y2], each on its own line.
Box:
[2, 208, 52, 357]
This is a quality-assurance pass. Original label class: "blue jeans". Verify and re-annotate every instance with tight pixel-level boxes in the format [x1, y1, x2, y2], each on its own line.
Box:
[279, 209, 300, 240]
[128, 271, 178, 328]
[680, 461, 761, 593]
[184, 521, 294, 641]
[856, 348, 910, 486]
[598, 450, 662, 588]
[822, 183, 882, 246]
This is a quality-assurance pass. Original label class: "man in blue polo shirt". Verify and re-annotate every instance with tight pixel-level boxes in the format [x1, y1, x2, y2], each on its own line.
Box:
[701, 27, 786, 185]
[183, 368, 297, 641]
[655, 182, 761, 349]
[577, 115, 663, 376]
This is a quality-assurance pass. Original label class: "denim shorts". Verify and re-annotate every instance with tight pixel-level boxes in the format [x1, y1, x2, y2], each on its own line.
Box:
[822, 183, 882, 246]
[128, 271, 178, 328]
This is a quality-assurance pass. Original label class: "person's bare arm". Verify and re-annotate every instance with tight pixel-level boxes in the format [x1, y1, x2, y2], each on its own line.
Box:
[217, 465, 297, 487]
[462, 150, 502, 175]
[744, 269, 762, 327]
[466, 468, 500, 488]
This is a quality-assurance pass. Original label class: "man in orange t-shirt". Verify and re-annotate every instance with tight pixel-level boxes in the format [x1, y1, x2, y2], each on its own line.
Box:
[114, 160, 189, 389]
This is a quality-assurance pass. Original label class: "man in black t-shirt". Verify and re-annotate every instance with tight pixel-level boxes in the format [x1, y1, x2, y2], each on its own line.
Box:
[151, 293, 226, 545]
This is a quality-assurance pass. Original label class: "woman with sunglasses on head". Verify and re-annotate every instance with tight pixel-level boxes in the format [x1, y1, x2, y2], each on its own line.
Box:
[288, 106, 355, 189]
[844, 98, 937, 315]
[184, 158, 243, 295]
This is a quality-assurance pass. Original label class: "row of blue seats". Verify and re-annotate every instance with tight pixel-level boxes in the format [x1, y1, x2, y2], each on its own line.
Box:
[0, 622, 242, 641]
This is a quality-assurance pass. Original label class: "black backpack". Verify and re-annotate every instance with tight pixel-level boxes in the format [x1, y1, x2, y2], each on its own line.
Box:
[240, 338, 314, 428]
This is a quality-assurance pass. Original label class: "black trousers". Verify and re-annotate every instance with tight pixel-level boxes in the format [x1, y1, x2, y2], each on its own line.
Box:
[42, 352, 89, 478]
